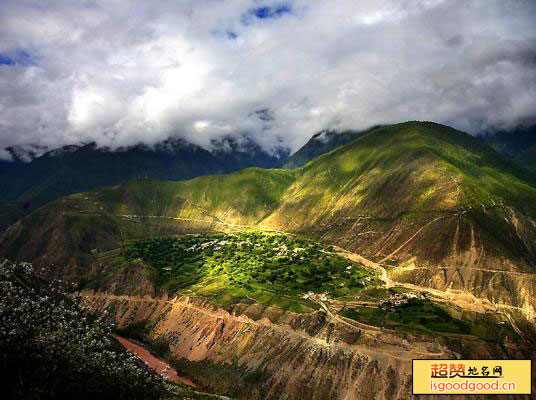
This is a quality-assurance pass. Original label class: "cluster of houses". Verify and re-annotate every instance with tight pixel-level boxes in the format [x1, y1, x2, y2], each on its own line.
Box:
[302, 291, 329, 302]
[186, 239, 220, 252]
[378, 292, 423, 310]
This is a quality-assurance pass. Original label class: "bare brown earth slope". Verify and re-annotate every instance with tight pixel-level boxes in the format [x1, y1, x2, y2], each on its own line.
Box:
[1, 121, 536, 399]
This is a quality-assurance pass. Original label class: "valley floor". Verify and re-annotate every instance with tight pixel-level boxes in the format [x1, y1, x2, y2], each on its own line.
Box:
[73, 231, 535, 400]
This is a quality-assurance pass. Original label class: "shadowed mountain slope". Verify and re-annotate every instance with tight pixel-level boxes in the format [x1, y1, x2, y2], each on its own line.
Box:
[518, 145, 536, 173]
[0, 138, 288, 230]
[282, 129, 366, 169]
[482, 124, 536, 174]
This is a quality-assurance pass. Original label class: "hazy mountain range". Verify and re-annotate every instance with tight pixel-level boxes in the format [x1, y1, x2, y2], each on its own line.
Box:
[0, 135, 289, 230]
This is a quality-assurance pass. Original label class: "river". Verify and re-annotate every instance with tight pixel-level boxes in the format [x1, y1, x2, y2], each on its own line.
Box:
[112, 334, 197, 387]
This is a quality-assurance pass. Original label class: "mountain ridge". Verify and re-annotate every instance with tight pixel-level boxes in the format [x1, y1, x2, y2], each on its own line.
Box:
[282, 125, 386, 169]
[0, 136, 289, 230]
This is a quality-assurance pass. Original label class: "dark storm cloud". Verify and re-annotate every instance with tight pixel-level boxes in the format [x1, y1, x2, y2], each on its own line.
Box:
[0, 0, 535, 159]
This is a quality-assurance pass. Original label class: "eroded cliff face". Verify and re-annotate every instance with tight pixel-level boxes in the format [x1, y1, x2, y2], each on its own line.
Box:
[276, 208, 536, 318]
[77, 289, 534, 400]
[78, 291, 428, 399]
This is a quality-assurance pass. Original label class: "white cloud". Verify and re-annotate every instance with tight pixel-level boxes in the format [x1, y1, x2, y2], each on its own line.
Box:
[0, 148, 12, 161]
[0, 0, 535, 154]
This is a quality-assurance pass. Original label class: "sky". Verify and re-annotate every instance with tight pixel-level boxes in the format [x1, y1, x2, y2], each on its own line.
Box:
[0, 0, 535, 160]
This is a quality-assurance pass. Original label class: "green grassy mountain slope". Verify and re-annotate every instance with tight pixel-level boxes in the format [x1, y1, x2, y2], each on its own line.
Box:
[267, 122, 536, 312]
[268, 121, 536, 229]
[0, 168, 298, 283]
[0, 138, 288, 231]
[2, 122, 536, 312]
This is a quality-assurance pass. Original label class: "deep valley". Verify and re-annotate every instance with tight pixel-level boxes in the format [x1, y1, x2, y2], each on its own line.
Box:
[1, 122, 535, 399]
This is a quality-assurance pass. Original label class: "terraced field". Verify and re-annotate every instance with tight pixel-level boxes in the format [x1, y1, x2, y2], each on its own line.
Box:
[104, 231, 517, 342]
[340, 298, 519, 341]
[118, 232, 375, 311]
